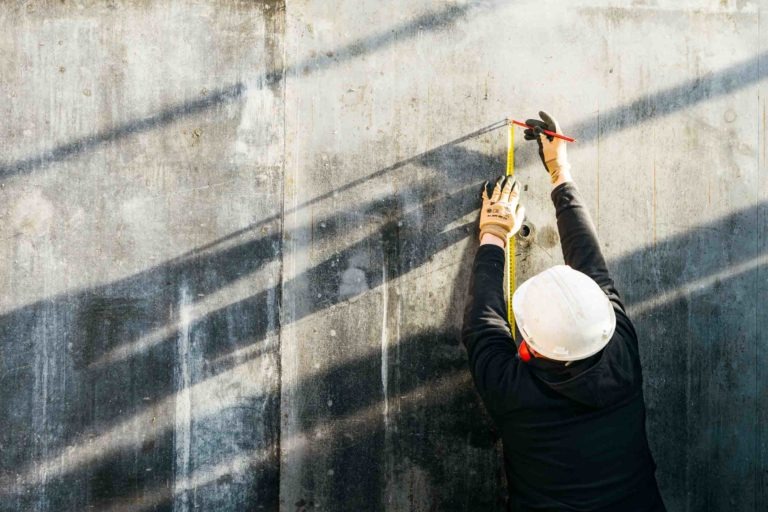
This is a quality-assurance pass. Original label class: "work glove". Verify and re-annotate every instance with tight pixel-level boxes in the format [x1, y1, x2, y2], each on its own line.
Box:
[479, 176, 525, 246]
[523, 111, 572, 184]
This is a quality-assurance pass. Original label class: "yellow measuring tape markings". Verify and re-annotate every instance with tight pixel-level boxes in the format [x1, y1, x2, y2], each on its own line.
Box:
[506, 121, 515, 337]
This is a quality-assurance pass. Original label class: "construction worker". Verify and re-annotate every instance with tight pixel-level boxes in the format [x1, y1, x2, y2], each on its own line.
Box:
[462, 112, 665, 511]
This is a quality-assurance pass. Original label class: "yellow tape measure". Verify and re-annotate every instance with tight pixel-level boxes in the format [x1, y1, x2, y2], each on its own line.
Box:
[506, 122, 515, 337]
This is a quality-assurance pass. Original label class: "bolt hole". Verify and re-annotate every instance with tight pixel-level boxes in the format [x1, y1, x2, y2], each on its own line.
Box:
[517, 221, 535, 245]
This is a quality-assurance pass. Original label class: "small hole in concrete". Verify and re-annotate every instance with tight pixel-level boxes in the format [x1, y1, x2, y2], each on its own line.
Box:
[516, 221, 535, 246]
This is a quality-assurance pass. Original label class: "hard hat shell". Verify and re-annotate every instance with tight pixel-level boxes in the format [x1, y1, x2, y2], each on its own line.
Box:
[512, 265, 616, 362]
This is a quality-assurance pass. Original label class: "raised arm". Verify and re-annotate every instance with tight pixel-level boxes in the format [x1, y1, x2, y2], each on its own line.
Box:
[461, 177, 525, 414]
[524, 112, 623, 310]
[551, 182, 618, 297]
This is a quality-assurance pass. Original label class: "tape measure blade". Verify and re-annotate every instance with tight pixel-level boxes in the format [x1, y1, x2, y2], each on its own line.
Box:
[506, 123, 515, 337]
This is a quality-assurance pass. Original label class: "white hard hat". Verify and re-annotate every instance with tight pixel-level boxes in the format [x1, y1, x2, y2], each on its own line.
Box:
[512, 265, 616, 362]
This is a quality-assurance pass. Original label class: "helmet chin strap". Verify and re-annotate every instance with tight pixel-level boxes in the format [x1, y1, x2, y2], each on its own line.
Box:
[518, 340, 532, 362]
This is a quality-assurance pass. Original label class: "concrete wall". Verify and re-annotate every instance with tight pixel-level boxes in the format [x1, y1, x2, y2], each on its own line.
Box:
[0, 1, 765, 510]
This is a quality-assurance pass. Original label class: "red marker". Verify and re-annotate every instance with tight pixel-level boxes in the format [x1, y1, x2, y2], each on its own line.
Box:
[510, 119, 576, 143]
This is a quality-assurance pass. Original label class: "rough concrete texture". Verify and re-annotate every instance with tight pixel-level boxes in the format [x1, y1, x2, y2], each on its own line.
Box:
[0, 0, 765, 510]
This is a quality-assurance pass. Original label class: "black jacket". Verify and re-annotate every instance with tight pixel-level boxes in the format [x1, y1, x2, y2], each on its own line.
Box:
[462, 182, 665, 511]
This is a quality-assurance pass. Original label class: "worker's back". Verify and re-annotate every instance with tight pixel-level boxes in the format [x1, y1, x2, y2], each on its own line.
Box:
[496, 309, 662, 511]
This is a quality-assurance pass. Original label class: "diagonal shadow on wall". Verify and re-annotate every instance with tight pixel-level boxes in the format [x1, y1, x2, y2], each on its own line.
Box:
[3, 190, 765, 511]
[2, 144, 766, 510]
[0, 25, 766, 508]
[0, 134, 503, 509]
[0, 0, 492, 180]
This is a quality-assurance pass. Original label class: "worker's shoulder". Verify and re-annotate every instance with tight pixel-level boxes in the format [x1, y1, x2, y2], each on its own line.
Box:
[604, 308, 643, 372]
[605, 292, 638, 338]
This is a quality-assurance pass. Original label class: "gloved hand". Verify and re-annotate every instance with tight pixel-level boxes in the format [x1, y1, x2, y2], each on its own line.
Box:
[479, 176, 525, 246]
[523, 111, 572, 185]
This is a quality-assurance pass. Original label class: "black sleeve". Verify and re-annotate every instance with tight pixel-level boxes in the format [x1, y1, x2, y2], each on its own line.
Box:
[552, 182, 645, 381]
[461, 244, 521, 415]
[551, 182, 626, 313]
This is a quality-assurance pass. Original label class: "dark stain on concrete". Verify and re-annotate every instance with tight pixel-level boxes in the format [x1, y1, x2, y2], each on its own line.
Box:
[261, 0, 285, 95]
[538, 224, 559, 249]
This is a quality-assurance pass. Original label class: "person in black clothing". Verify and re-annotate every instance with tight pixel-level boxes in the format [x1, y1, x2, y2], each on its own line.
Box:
[462, 112, 666, 511]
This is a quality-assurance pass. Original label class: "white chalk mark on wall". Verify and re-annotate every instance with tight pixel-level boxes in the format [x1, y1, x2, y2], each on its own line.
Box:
[381, 262, 390, 426]
[174, 283, 193, 512]
[31, 305, 52, 512]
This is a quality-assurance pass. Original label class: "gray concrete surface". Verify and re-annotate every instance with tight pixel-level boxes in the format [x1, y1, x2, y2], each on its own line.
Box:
[0, 0, 766, 510]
